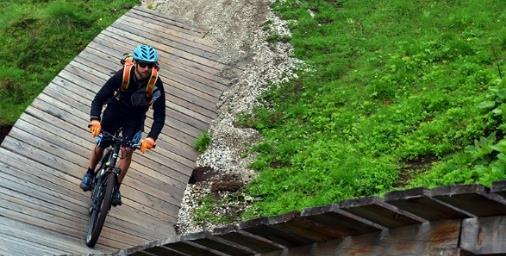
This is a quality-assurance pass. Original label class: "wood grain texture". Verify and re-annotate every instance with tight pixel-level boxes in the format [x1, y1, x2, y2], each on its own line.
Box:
[0, 6, 230, 254]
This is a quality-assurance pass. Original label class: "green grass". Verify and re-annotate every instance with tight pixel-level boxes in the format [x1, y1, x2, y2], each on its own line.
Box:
[240, 0, 506, 219]
[195, 131, 211, 153]
[0, 0, 138, 125]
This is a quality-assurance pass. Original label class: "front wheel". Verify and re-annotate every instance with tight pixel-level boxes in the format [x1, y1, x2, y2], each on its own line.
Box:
[85, 172, 115, 247]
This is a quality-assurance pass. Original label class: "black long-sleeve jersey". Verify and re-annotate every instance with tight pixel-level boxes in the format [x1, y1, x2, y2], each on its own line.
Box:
[90, 68, 166, 140]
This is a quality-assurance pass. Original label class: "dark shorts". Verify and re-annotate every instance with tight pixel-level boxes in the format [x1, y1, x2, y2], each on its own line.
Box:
[95, 103, 144, 148]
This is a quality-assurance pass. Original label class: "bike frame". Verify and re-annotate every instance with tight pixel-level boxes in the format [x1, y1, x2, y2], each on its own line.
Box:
[85, 130, 139, 247]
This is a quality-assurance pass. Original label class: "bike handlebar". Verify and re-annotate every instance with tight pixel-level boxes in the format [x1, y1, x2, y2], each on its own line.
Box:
[101, 131, 141, 149]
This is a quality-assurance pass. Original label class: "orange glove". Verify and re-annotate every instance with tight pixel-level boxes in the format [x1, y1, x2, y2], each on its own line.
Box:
[88, 120, 101, 137]
[140, 137, 155, 153]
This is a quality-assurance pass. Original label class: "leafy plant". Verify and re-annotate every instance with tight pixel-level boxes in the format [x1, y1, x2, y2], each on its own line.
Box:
[195, 131, 211, 153]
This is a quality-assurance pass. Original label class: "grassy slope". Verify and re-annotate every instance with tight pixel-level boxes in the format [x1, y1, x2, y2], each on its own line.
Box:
[241, 0, 506, 218]
[0, 0, 138, 125]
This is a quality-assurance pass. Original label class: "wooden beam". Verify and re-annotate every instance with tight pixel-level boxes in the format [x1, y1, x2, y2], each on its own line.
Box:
[431, 184, 506, 217]
[385, 187, 474, 220]
[461, 216, 506, 255]
[340, 196, 426, 228]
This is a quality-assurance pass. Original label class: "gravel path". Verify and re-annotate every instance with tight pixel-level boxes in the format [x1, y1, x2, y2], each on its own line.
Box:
[142, 0, 302, 234]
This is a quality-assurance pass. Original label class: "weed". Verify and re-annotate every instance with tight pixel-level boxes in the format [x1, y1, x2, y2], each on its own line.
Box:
[195, 131, 211, 153]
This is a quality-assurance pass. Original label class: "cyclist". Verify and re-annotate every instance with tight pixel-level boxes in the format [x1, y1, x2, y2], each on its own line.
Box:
[79, 44, 166, 206]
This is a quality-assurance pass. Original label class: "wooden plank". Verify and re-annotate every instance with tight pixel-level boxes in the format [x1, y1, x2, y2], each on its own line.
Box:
[3, 140, 177, 234]
[0, 190, 147, 248]
[431, 184, 506, 217]
[0, 160, 165, 244]
[461, 216, 506, 255]
[0, 196, 132, 249]
[334, 219, 461, 255]
[81, 42, 224, 110]
[132, 6, 207, 35]
[76, 42, 221, 125]
[15, 95, 182, 227]
[95, 32, 230, 86]
[240, 216, 320, 247]
[250, 212, 351, 243]
[168, 101, 213, 124]
[2, 135, 83, 180]
[76, 43, 221, 118]
[0, 214, 121, 252]
[0, 173, 161, 243]
[165, 87, 217, 115]
[300, 205, 384, 238]
[182, 231, 258, 255]
[53, 74, 97, 99]
[85, 39, 227, 95]
[99, 29, 226, 83]
[385, 187, 474, 221]
[216, 229, 285, 254]
[123, 11, 217, 52]
[31, 97, 86, 130]
[144, 246, 191, 256]
[51, 76, 200, 165]
[154, 134, 199, 161]
[25, 106, 85, 138]
[106, 25, 225, 72]
[111, 17, 221, 62]
[2, 132, 180, 222]
[34, 92, 192, 186]
[34, 87, 193, 177]
[165, 241, 229, 256]
[0, 160, 88, 210]
[339, 196, 426, 228]
[0, 145, 172, 240]
[0, 232, 70, 256]
[166, 107, 209, 131]
[190, 237, 256, 256]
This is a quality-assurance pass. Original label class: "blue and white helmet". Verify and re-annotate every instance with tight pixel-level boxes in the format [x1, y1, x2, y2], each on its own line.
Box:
[133, 44, 158, 63]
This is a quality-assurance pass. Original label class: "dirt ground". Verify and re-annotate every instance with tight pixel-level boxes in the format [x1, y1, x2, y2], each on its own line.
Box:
[142, 0, 302, 234]
[0, 125, 11, 144]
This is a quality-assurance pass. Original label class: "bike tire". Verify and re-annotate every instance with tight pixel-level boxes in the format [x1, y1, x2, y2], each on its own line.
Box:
[85, 171, 115, 247]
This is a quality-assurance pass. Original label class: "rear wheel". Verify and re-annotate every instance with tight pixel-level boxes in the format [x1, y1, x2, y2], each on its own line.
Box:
[85, 172, 115, 247]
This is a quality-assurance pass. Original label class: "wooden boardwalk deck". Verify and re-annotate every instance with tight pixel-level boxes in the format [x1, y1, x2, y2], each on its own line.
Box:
[0, 6, 231, 255]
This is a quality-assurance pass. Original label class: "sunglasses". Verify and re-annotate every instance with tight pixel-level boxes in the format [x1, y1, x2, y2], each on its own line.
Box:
[137, 62, 155, 68]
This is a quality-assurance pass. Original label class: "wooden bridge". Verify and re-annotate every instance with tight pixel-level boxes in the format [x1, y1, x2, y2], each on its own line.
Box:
[131, 182, 506, 256]
[0, 6, 232, 255]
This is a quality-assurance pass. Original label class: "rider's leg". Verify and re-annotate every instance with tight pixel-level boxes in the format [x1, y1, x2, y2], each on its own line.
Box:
[80, 145, 105, 191]
[88, 146, 104, 173]
[116, 128, 142, 186]
[117, 147, 133, 185]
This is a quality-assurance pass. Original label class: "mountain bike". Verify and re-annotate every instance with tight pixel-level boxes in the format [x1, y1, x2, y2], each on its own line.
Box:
[85, 130, 140, 247]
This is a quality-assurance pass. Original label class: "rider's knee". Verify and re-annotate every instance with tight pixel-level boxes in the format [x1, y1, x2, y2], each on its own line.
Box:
[120, 147, 133, 159]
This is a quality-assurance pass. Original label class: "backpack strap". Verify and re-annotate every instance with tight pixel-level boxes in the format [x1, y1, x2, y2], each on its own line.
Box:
[146, 67, 159, 99]
[121, 56, 135, 91]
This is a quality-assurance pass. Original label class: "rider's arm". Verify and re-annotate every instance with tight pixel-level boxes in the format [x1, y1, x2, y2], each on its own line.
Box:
[147, 79, 166, 140]
[90, 69, 123, 121]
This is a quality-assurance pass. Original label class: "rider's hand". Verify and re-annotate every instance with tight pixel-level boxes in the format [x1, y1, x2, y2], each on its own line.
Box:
[140, 137, 155, 153]
[88, 120, 101, 137]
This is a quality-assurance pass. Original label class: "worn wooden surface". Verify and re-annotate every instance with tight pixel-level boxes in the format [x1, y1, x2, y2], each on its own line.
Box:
[136, 181, 506, 255]
[0, 5, 230, 254]
[461, 216, 506, 255]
